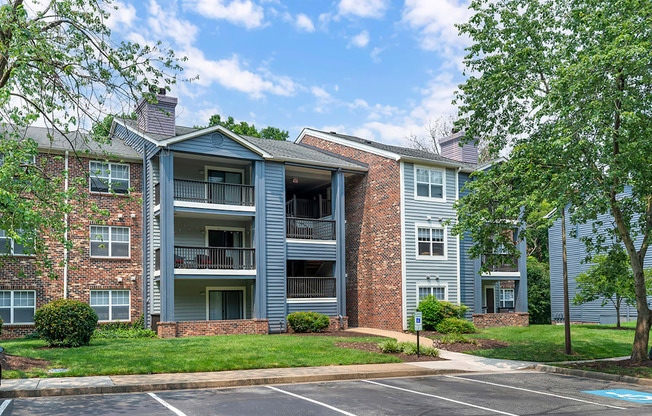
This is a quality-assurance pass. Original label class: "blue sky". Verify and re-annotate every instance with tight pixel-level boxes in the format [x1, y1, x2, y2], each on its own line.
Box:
[107, 0, 472, 145]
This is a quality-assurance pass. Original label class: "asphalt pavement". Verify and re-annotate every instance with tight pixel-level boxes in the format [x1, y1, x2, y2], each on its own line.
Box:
[2, 371, 651, 415]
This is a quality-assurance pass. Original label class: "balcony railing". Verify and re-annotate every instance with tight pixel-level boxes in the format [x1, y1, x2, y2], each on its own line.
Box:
[481, 254, 519, 273]
[287, 277, 336, 298]
[155, 246, 255, 271]
[286, 217, 336, 240]
[173, 179, 254, 206]
[286, 197, 331, 218]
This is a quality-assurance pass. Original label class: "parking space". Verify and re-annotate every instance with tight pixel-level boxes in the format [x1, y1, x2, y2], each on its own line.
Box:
[2, 372, 651, 415]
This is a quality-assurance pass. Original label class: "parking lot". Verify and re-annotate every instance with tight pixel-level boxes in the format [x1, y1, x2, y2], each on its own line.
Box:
[2, 371, 651, 415]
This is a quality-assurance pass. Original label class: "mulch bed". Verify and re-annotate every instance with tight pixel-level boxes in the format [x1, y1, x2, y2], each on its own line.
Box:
[566, 359, 652, 371]
[1, 354, 50, 371]
[281, 331, 386, 338]
[432, 338, 510, 353]
[334, 342, 445, 362]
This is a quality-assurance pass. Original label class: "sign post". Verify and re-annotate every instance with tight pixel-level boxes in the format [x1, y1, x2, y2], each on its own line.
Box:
[414, 311, 423, 357]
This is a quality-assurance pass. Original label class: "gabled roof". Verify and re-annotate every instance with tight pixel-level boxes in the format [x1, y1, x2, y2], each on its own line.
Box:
[112, 120, 367, 172]
[296, 128, 478, 172]
[1, 125, 141, 160]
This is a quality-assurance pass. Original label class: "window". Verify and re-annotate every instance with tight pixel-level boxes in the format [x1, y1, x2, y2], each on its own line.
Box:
[415, 167, 445, 199]
[0, 229, 31, 256]
[417, 285, 447, 301]
[0, 291, 36, 324]
[90, 161, 130, 194]
[417, 226, 446, 258]
[90, 290, 130, 321]
[90, 226, 130, 258]
[500, 288, 515, 308]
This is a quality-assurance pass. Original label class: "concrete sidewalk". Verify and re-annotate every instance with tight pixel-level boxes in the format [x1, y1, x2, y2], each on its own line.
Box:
[347, 327, 537, 372]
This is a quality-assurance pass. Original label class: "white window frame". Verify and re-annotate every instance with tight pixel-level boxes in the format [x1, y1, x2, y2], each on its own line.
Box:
[415, 223, 448, 260]
[90, 290, 131, 322]
[416, 283, 448, 303]
[414, 165, 446, 202]
[89, 161, 130, 194]
[499, 288, 515, 309]
[0, 229, 31, 257]
[0, 290, 36, 324]
[89, 225, 131, 259]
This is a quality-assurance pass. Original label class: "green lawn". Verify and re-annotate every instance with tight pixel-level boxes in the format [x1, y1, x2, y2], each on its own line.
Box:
[466, 322, 638, 362]
[2, 334, 398, 379]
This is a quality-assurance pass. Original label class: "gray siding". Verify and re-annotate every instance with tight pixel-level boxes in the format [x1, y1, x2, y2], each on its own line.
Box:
[264, 162, 287, 331]
[458, 172, 476, 317]
[174, 279, 254, 321]
[169, 133, 263, 160]
[152, 281, 160, 314]
[287, 301, 338, 316]
[286, 241, 337, 260]
[174, 218, 253, 247]
[403, 162, 459, 320]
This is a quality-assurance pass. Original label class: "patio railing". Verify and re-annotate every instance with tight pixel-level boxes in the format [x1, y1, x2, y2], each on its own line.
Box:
[287, 277, 336, 298]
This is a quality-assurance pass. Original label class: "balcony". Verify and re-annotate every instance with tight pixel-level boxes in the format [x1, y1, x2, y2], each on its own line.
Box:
[154, 180, 254, 207]
[155, 246, 255, 271]
[481, 254, 519, 273]
[287, 277, 336, 298]
[286, 218, 336, 240]
[286, 197, 331, 218]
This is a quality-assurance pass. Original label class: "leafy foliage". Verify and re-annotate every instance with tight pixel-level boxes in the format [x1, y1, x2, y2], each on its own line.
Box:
[528, 257, 551, 324]
[435, 317, 477, 334]
[34, 299, 98, 347]
[440, 333, 479, 345]
[410, 296, 468, 331]
[93, 328, 157, 339]
[377, 339, 401, 353]
[286, 311, 330, 333]
[205, 114, 289, 141]
[377, 339, 440, 356]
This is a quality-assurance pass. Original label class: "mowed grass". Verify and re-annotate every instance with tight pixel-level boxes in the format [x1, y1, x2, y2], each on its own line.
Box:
[467, 322, 638, 362]
[2, 334, 398, 379]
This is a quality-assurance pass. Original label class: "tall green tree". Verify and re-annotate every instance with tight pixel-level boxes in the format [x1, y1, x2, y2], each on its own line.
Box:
[0, 0, 183, 277]
[527, 257, 551, 325]
[453, 0, 652, 360]
[206, 114, 289, 141]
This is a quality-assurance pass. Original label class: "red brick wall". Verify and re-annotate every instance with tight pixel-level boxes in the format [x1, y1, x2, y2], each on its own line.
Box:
[157, 319, 270, 338]
[473, 313, 529, 329]
[301, 135, 403, 331]
[0, 153, 143, 340]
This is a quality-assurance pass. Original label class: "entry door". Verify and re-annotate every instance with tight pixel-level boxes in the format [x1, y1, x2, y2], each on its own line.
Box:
[486, 288, 495, 313]
[207, 170, 242, 204]
[208, 290, 243, 320]
[208, 229, 243, 268]
[208, 230, 243, 248]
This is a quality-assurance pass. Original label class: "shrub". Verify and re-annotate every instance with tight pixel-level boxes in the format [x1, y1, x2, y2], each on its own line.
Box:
[440, 333, 479, 345]
[93, 328, 157, 339]
[436, 317, 477, 334]
[34, 299, 98, 347]
[377, 339, 401, 353]
[287, 311, 330, 333]
[409, 296, 468, 331]
[0, 317, 3, 336]
[398, 342, 440, 357]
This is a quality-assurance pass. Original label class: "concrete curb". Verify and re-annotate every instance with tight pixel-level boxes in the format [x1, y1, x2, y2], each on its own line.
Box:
[533, 364, 652, 386]
[0, 367, 464, 399]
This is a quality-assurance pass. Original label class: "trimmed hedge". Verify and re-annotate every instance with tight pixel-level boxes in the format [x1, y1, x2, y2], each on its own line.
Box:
[34, 299, 98, 347]
[436, 317, 477, 334]
[287, 311, 330, 333]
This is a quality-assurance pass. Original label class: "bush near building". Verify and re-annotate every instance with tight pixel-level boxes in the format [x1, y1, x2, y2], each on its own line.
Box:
[34, 299, 98, 347]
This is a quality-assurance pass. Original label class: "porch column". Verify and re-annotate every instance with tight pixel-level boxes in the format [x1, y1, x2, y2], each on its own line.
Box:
[333, 169, 346, 317]
[473, 256, 483, 313]
[516, 234, 528, 312]
[253, 160, 267, 319]
[159, 150, 175, 322]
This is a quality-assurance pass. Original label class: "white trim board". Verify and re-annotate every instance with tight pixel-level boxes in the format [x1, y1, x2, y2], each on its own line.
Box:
[175, 269, 256, 276]
[286, 238, 336, 245]
[286, 298, 337, 303]
[174, 201, 256, 212]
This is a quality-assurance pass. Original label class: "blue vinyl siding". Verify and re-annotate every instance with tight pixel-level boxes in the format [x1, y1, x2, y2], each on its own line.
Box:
[458, 172, 476, 317]
[264, 162, 287, 332]
[287, 301, 338, 316]
[286, 241, 337, 260]
[169, 132, 263, 160]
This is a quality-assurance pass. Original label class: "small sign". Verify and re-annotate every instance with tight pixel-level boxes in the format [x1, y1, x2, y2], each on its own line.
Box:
[414, 312, 423, 331]
[583, 389, 652, 403]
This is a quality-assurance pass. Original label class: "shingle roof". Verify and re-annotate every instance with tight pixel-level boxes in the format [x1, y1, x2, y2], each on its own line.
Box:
[121, 119, 197, 141]
[310, 129, 477, 169]
[2, 125, 141, 159]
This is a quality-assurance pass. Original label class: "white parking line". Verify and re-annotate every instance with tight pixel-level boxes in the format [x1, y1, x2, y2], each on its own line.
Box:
[0, 400, 11, 415]
[266, 385, 358, 416]
[148, 393, 188, 416]
[444, 375, 627, 410]
[363, 380, 519, 416]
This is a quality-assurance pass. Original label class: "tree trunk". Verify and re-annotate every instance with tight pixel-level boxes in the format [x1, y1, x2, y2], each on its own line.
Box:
[561, 207, 571, 355]
[631, 267, 651, 362]
[615, 300, 621, 328]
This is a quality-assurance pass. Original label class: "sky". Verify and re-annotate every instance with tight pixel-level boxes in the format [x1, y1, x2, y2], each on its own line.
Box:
[106, 0, 473, 146]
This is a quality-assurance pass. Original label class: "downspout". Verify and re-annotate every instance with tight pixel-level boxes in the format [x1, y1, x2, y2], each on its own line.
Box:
[63, 151, 69, 299]
[455, 167, 462, 305]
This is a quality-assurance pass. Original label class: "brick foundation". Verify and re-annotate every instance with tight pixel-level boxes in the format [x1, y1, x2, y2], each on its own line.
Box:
[156, 319, 270, 338]
[1, 325, 36, 339]
[473, 313, 530, 329]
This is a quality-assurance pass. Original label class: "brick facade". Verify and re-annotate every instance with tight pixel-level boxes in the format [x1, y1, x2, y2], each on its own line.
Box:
[0, 153, 143, 339]
[473, 313, 530, 329]
[301, 135, 403, 331]
[157, 319, 270, 338]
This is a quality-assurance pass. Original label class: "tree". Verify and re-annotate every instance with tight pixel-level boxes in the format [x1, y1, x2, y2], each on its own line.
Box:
[572, 247, 636, 327]
[206, 114, 289, 141]
[406, 116, 457, 154]
[0, 0, 183, 277]
[453, 0, 652, 360]
[527, 256, 551, 325]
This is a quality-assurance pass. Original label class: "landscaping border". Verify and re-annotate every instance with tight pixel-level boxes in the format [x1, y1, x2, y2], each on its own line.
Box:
[533, 364, 652, 387]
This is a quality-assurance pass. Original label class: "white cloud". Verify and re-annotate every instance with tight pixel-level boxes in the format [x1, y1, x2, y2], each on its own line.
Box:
[185, 0, 265, 29]
[147, 1, 198, 47]
[349, 30, 370, 48]
[295, 13, 315, 32]
[105, 1, 137, 31]
[402, 0, 471, 54]
[370, 46, 383, 62]
[311, 86, 331, 100]
[338, 0, 389, 19]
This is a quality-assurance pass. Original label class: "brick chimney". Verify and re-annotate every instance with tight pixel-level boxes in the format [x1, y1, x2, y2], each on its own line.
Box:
[440, 131, 478, 164]
[136, 88, 178, 137]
